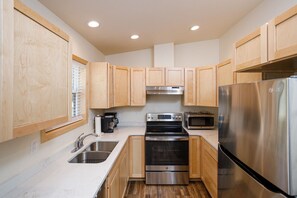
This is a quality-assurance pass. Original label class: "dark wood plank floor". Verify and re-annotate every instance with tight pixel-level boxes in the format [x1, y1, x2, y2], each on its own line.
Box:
[124, 181, 211, 198]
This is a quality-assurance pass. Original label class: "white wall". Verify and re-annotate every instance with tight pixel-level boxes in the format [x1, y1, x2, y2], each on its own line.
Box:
[106, 39, 220, 67]
[175, 40, 219, 67]
[106, 48, 153, 67]
[219, 0, 297, 61]
[0, 0, 105, 195]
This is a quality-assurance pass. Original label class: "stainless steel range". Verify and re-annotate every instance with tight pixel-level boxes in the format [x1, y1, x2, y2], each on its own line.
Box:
[145, 112, 189, 185]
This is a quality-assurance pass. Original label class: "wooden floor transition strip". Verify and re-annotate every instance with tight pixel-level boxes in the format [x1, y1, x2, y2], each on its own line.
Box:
[124, 181, 211, 198]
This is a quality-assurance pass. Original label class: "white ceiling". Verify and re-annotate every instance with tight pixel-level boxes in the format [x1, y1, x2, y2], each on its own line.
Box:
[39, 0, 264, 55]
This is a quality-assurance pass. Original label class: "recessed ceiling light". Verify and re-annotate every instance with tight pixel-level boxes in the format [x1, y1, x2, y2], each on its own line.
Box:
[130, 34, 139, 40]
[88, 20, 99, 28]
[190, 25, 200, 31]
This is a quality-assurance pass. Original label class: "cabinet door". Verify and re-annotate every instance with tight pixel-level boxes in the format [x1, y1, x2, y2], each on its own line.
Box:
[113, 66, 130, 107]
[107, 168, 120, 198]
[119, 149, 129, 197]
[217, 59, 234, 87]
[13, 2, 71, 137]
[201, 139, 218, 198]
[196, 66, 217, 107]
[235, 25, 267, 71]
[165, 68, 184, 86]
[235, 73, 262, 84]
[268, 5, 297, 61]
[90, 62, 113, 109]
[130, 68, 146, 106]
[184, 68, 196, 106]
[145, 68, 165, 86]
[0, 0, 14, 142]
[129, 136, 145, 178]
[189, 136, 201, 179]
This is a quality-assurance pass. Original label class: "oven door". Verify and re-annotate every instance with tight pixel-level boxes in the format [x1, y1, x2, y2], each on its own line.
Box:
[145, 136, 189, 167]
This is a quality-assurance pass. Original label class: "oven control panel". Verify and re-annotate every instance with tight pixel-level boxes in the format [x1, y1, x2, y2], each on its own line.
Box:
[146, 113, 182, 122]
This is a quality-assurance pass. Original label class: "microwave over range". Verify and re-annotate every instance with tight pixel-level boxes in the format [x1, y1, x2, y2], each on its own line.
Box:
[184, 112, 215, 130]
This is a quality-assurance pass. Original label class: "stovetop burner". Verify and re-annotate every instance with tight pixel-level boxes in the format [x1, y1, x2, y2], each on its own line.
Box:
[145, 112, 188, 136]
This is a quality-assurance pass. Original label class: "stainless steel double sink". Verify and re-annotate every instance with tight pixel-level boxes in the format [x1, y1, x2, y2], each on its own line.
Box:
[69, 141, 118, 164]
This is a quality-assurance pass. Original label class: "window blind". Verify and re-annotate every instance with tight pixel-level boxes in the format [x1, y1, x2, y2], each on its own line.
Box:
[72, 59, 86, 118]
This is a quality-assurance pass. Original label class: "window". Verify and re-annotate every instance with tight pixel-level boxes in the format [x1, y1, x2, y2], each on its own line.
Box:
[40, 55, 88, 142]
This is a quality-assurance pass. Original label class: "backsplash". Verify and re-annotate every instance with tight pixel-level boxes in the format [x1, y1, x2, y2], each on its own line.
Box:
[105, 95, 218, 127]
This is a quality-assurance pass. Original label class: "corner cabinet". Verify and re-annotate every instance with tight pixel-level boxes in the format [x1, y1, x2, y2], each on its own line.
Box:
[0, 0, 14, 142]
[129, 136, 145, 179]
[113, 66, 130, 107]
[196, 66, 217, 107]
[90, 62, 113, 109]
[184, 68, 196, 106]
[201, 138, 218, 198]
[13, 1, 71, 138]
[130, 68, 146, 106]
[146, 67, 165, 86]
[189, 136, 201, 179]
[235, 25, 267, 71]
[268, 5, 297, 61]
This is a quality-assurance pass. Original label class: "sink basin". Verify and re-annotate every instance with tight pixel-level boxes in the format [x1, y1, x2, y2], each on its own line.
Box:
[84, 141, 118, 152]
[69, 151, 111, 163]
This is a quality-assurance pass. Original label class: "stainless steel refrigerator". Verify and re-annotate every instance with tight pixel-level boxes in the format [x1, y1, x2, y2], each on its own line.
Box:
[218, 77, 297, 198]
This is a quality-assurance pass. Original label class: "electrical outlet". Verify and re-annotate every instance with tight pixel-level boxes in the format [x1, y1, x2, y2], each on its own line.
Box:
[30, 139, 39, 154]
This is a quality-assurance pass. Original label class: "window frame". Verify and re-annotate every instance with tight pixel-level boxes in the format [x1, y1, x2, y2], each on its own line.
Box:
[40, 54, 89, 143]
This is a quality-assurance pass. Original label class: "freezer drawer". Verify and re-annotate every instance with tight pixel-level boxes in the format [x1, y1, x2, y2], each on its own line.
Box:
[218, 146, 287, 198]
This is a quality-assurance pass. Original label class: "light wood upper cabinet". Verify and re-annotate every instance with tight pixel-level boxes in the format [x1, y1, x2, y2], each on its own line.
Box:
[217, 59, 234, 87]
[113, 66, 130, 107]
[196, 66, 217, 107]
[0, 0, 14, 142]
[13, 1, 71, 138]
[146, 67, 165, 86]
[235, 25, 267, 71]
[268, 5, 297, 61]
[130, 68, 146, 106]
[165, 68, 184, 86]
[201, 138, 218, 198]
[90, 62, 113, 109]
[184, 68, 196, 106]
[235, 73, 262, 84]
[189, 136, 201, 179]
[129, 136, 145, 179]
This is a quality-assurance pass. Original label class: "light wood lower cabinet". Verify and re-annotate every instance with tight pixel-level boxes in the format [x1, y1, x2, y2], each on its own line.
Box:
[189, 136, 201, 179]
[129, 136, 145, 179]
[107, 141, 129, 198]
[201, 138, 218, 198]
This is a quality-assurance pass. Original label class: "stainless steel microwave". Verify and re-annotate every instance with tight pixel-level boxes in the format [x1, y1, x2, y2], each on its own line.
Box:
[184, 112, 215, 129]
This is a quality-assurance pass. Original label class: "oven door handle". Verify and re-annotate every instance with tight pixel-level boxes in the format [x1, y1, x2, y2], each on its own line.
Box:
[145, 136, 189, 141]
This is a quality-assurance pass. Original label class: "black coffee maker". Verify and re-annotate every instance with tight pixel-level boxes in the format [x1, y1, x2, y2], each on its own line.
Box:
[101, 115, 115, 133]
[104, 112, 119, 128]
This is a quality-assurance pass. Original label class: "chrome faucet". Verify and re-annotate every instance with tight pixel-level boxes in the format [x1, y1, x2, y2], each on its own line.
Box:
[71, 133, 98, 153]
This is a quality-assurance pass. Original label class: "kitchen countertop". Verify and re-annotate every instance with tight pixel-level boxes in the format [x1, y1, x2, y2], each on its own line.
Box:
[184, 127, 218, 150]
[5, 126, 218, 198]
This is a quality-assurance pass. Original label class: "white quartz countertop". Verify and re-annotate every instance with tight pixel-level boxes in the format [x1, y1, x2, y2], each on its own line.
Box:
[5, 127, 145, 198]
[5, 126, 218, 198]
[184, 128, 218, 150]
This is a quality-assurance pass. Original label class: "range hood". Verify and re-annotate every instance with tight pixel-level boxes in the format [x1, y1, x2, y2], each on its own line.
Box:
[146, 86, 184, 95]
